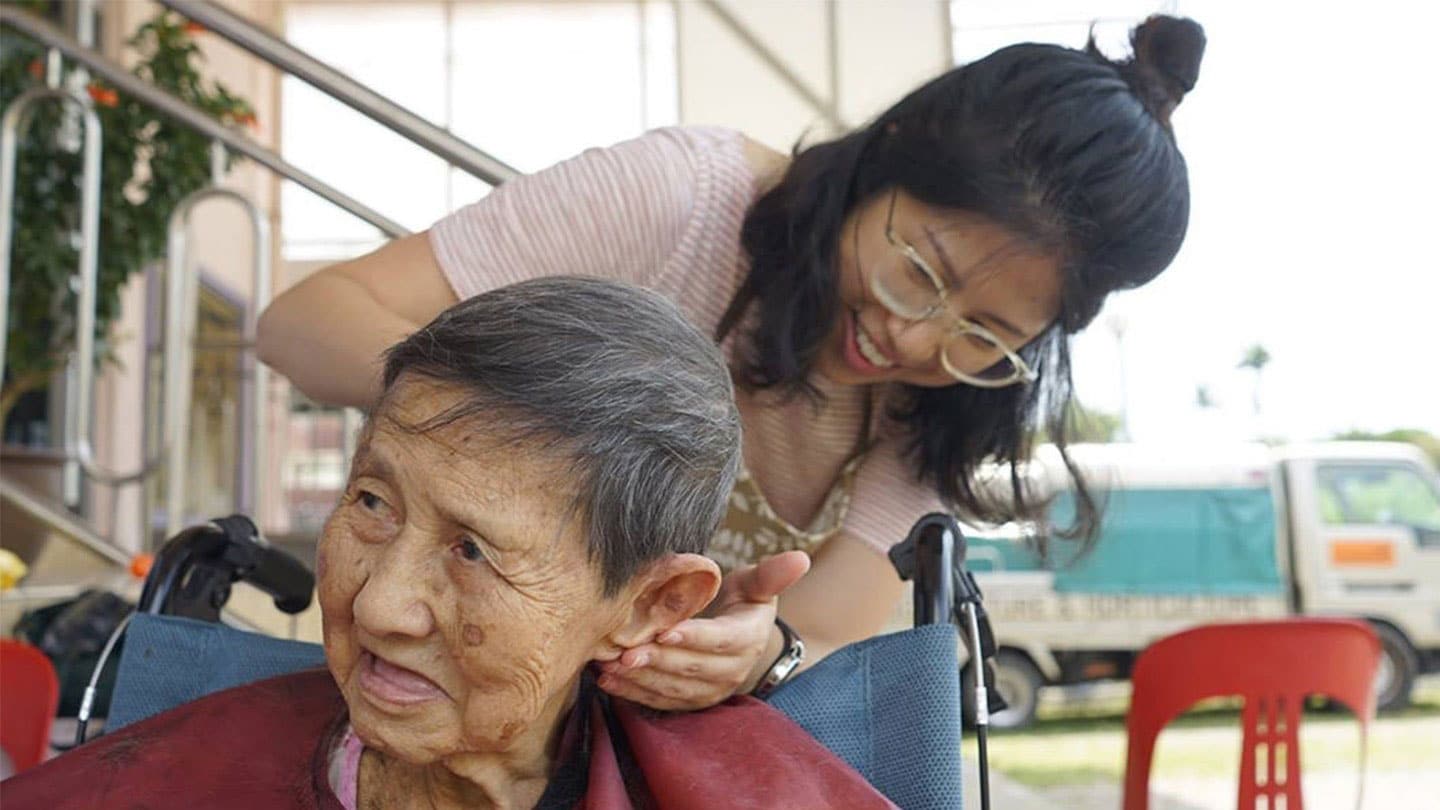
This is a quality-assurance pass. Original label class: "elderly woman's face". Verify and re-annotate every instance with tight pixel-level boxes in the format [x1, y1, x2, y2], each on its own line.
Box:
[317, 378, 630, 764]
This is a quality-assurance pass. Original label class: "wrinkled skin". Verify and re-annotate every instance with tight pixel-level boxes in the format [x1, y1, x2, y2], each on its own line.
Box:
[318, 377, 719, 808]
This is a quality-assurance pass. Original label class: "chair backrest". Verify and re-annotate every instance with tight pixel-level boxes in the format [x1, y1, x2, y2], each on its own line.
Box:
[0, 639, 60, 773]
[107, 614, 326, 732]
[1122, 619, 1381, 810]
[108, 614, 962, 810]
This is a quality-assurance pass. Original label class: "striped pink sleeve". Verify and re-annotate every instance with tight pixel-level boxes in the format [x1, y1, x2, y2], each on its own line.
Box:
[844, 438, 946, 555]
[428, 129, 704, 298]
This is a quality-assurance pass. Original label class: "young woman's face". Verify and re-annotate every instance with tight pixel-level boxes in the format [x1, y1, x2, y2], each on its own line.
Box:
[815, 189, 1063, 389]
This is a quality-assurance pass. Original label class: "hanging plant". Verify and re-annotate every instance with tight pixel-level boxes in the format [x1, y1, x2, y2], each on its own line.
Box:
[0, 4, 256, 428]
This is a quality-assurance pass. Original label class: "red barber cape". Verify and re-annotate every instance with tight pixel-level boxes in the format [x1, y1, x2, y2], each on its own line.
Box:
[1, 669, 896, 809]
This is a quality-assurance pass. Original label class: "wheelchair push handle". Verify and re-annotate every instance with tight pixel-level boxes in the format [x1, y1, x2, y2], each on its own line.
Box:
[138, 515, 314, 620]
[889, 512, 966, 625]
[213, 516, 313, 614]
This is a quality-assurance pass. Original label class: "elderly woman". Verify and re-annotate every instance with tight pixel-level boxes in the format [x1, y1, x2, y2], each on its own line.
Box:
[5, 278, 892, 809]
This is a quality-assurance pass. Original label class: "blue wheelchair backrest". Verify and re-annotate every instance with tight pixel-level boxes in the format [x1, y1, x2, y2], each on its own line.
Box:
[109, 614, 961, 810]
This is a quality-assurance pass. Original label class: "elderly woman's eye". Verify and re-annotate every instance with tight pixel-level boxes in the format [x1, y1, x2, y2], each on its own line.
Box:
[454, 537, 486, 563]
[357, 490, 383, 510]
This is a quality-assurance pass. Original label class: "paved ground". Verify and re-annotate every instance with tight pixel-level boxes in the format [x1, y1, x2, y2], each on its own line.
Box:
[1034, 769, 1437, 809]
[963, 754, 1057, 809]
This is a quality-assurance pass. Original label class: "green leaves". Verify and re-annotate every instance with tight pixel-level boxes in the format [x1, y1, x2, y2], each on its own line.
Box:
[1, 10, 253, 417]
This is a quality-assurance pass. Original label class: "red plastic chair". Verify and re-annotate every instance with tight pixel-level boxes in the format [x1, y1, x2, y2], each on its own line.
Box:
[0, 639, 60, 774]
[1122, 619, 1380, 810]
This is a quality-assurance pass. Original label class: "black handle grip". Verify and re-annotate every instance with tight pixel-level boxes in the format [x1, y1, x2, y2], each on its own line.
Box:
[214, 515, 314, 615]
[246, 542, 314, 614]
[890, 513, 970, 626]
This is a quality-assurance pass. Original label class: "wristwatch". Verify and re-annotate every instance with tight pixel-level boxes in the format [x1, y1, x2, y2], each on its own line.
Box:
[751, 617, 805, 699]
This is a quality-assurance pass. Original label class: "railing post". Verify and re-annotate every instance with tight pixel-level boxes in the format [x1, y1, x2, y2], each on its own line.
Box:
[0, 86, 103, 507]
[162, 180, 271, 538]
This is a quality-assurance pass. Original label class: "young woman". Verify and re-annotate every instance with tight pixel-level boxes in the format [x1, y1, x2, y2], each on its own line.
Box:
[258, 15, 1206, 712]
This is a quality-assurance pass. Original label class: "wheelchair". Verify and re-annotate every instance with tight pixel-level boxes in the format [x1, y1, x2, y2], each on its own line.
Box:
[87, 513, 999, 810]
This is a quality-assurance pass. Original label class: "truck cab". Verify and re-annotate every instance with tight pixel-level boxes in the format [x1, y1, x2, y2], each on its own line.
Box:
[1279, 442, 1440, 709]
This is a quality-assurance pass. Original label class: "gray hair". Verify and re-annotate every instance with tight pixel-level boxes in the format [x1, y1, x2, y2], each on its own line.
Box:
[379, 276, 741, 596]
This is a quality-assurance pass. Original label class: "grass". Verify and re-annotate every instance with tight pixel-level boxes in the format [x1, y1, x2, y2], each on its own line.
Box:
[962, 679, 1440, 789]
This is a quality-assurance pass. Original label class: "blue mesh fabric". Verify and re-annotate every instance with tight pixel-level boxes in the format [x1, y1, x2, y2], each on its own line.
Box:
[768, 624, 963, 810]
[107, 614, 326, 731]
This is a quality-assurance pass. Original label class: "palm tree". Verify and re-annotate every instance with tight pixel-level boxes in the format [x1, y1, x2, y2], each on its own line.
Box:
[1238, 345, 1272, 415]
[1195, 384, 1216, 409]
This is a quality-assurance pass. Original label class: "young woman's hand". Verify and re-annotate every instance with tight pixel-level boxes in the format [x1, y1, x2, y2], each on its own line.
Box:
[597, 551, 810, 711]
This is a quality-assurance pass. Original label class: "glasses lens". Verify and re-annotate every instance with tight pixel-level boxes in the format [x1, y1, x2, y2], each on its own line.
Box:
[872, 258, 939, 320]
[942, 332, 1021, 383]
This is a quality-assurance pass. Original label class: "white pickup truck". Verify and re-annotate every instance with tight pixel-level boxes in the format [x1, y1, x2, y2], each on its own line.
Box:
[965, 441, 1440, 728]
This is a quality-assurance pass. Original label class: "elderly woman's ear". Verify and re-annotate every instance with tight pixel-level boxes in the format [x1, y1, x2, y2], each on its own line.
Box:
[595, 553, 723, 658]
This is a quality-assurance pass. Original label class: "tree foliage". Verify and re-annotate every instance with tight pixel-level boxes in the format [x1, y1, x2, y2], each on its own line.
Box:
[1332, 428, 1440, 468]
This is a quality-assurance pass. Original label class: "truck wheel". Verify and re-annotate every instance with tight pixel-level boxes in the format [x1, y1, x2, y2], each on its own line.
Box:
[1370, 623, 1418, 712]
[963, 651, 1042, 730]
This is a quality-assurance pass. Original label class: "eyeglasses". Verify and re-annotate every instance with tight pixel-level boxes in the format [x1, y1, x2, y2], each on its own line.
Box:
[869, 191, 1038, 388]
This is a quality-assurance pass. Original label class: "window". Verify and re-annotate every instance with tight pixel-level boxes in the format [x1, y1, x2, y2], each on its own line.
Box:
[1317, 464, 1440, 539]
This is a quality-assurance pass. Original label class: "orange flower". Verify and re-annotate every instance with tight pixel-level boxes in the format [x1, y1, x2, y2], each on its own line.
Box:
[183, 21, 206, 34]
[27, 59, 44, 80]
[86, 83, 119, 108]
[236, 111, 258, 129]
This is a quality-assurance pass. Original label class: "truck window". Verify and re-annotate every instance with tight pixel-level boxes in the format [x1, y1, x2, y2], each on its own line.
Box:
[1316, 464, 1440, 545]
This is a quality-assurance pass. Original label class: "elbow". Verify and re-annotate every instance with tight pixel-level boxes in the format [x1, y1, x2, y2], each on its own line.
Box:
[255, 297, 288, 372]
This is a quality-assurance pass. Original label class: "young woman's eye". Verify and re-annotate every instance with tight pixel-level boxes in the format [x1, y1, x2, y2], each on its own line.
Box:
[963, 333, 994, 352]
[905, 257, 933, 285]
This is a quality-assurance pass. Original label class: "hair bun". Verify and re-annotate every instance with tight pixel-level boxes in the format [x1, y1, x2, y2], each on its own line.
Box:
[1115, 15, 1206, 125]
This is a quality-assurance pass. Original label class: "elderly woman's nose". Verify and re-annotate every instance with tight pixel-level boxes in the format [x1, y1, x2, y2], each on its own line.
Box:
[351, 546, 437, 638]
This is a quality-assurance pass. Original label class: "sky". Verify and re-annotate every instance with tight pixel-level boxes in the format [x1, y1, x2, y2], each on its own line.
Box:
[957, 0, 1440, 444]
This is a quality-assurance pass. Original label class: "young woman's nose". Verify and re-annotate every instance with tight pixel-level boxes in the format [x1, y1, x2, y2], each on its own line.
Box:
[886, 311, 947, 367]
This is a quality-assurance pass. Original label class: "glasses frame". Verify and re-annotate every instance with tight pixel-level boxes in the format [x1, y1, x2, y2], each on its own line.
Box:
[874, 191, 1038, 388]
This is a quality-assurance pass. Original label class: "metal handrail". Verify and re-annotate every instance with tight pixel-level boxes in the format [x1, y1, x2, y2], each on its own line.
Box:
[0, 4, 410, 239]
[162, 173, 272, 538]
[1, 86, 208, 510]
[1, 7, 386, 552]
[0, 88, 120, 497]
[0, 476, 132, 567]
[158, 0, 518, 187]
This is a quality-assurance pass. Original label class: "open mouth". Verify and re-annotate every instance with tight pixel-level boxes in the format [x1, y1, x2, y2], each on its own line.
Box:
[357, 649, 447, 707]
[845, 309, 896, 372]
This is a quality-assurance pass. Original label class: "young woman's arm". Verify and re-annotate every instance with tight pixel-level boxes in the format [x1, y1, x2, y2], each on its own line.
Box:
[256, 233, 458, 408]
[260, 129, 710, 409]
[776, 531, 909, 665]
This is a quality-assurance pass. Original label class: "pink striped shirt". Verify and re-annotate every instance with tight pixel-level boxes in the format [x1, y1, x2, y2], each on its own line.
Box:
[430, 126, 941, 557]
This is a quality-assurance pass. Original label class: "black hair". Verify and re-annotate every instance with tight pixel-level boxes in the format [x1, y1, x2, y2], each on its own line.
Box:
[718, 16, 1206, 549]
